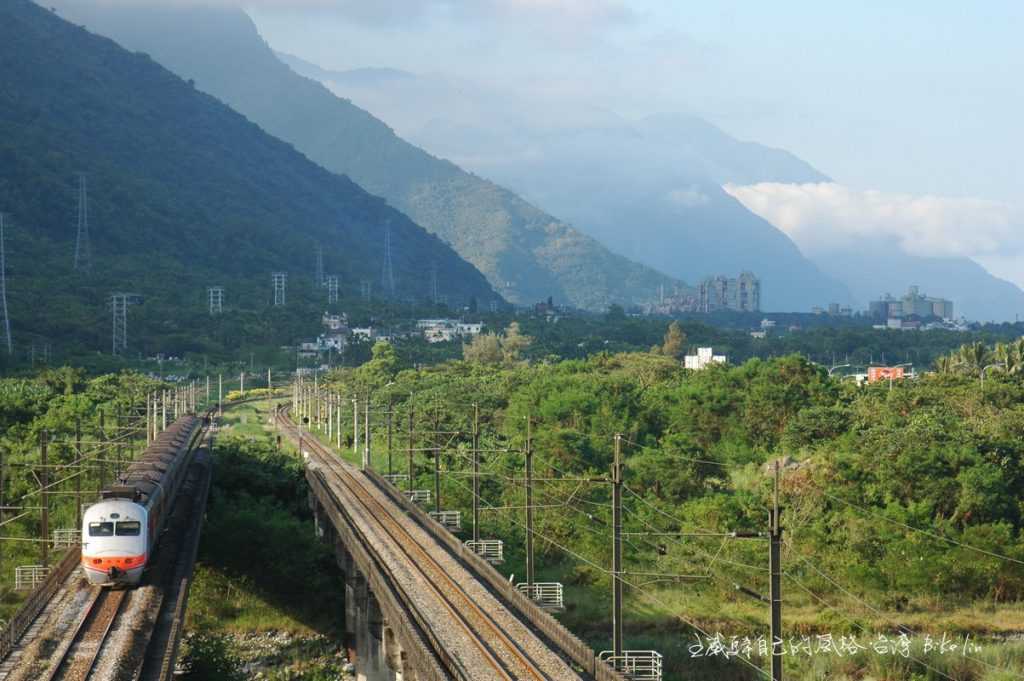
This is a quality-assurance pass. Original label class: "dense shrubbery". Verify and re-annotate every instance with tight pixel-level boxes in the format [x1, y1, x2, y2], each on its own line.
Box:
[327, 340, 1024, 611]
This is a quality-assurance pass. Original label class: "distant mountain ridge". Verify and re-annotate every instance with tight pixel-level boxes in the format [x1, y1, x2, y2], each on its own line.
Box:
[0, 0, 496, 355]
[284, 55, 1024, 320]
[48, 1, 684, 310]
[277, 53, 852, 311]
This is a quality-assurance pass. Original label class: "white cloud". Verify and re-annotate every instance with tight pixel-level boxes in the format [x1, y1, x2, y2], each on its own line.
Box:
[724, 181, 1021, 259]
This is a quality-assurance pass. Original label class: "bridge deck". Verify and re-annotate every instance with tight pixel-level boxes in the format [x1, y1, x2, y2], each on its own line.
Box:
[280, 409, 589, 681]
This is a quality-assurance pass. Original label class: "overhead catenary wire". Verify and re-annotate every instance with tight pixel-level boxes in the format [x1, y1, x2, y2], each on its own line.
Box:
[820, 490, 1024, 567]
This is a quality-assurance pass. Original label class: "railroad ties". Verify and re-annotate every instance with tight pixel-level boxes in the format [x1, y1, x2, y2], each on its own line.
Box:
[0, 414, 214, 681]
[279, 406, 629, 681]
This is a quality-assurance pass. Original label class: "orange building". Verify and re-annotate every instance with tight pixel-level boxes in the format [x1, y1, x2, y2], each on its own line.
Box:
[867, 366, 906, 383]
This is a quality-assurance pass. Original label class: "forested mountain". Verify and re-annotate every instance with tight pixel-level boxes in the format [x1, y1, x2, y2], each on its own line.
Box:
[47, 1, 683, 311]
[0, 1, 497, 361]
[277, 54, 852, 311]
[282, 56, 1024, 320]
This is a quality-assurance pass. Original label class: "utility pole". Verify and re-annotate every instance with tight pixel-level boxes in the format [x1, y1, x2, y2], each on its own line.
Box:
[386, 396, 394, 476]
[363, 395, 371, 470]
[526, 415, 535, 587]
[472, 404, 480, 543]
[770, 460, 783, 681]
[611, 433, 624, 658]
[40, 431, 49, 568]
[218, 374, 223, 417]
[206, 375, 210, 407]
[74, 173, 92, 273]
[0, 213, 12, 355]
[115, 408, 123, 479]
[433, 408, 441, 514]
[240, 371, 245, 397]
[353, 397, 359, 455]
[267, 368, 272, 392]
[98, 410, 106, 492]
[407, 407, 415, 491]
[75, 418, 82, 533]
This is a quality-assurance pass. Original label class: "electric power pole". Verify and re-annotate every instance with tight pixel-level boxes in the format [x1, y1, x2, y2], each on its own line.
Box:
[433, 408, 441, 513]
[407, 407, 415, 491]
[386, 396, 394, 476]
[526, 415, 535, 588]
[363, 395, 371, 470]
[40, 431, 49, 568]
[612, 433, 624, 658]
[472, 404, 480, 543]
[770, 460, 783, 681]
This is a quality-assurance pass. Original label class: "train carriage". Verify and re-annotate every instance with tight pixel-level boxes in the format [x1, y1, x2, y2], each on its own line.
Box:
[81, 415, 202, 586]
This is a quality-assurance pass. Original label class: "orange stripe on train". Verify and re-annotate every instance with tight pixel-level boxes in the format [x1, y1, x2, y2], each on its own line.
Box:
[81, 554, 147, 570]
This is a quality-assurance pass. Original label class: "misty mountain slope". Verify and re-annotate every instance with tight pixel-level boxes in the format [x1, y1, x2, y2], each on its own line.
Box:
[0, 0, 496, 353]
[279, 54, 851, 311]
[51, 2, 682, 310]
[814, 245, 1024, 323]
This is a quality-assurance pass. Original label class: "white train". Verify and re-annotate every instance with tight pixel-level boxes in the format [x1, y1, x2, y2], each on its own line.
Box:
[81, 415, 203, 586]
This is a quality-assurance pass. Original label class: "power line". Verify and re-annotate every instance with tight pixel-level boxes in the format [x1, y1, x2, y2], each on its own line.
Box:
[820, 490, 1024, 567]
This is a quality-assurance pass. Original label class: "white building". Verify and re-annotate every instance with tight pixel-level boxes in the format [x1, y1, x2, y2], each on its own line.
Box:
[418, 319, 485, 344]
[351, 327, 376, 340]
[322, 313, 349, 332]
[685, 347, 727, 371]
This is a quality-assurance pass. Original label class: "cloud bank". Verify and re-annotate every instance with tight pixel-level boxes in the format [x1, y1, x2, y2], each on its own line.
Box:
[724, 182, 1021, 260]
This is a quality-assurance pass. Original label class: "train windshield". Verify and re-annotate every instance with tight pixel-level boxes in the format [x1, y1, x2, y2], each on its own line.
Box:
[115, 521, 141, 536]
[88, 522, 114, 536]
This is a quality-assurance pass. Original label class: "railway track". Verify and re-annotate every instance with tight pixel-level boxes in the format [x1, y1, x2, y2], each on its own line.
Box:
[43, 588, 128, 681]
[278, 406, 578, 681]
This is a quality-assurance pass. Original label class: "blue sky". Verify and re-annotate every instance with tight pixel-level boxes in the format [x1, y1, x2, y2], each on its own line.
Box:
[246, 0, 1022, 282]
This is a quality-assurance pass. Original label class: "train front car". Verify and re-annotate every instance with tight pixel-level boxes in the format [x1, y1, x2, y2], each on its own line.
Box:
[81, 499, 149, 586]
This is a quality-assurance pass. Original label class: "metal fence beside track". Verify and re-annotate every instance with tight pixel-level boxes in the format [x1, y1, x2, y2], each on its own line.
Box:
[0, 546, 81, 662]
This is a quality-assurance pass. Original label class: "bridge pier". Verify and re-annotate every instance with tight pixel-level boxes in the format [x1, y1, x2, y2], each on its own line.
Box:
[312, 495, 404, 680]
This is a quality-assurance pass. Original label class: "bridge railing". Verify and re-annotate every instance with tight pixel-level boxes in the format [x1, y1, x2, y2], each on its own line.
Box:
[0, 547, 80, 663]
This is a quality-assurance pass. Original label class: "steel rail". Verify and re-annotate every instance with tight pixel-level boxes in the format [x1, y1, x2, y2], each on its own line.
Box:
[278, 407, 552, 681]
[43, 588, 128, 681]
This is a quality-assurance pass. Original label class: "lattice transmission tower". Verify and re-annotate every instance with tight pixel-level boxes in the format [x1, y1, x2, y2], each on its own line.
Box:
[381, 222, 395, 299]
[272, 272, 287, 306]
[74, 173, 92, 273]
[0, 213, 12, 355]
[110, 293, 140, 355]
[326, 275, 339, 304]
[207, 286, 224, 315]
[430, 261, 439, 305]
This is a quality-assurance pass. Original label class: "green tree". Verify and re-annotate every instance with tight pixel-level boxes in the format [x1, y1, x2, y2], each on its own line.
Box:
[657, 321, 687, 360]
[463, 333, 503, 364]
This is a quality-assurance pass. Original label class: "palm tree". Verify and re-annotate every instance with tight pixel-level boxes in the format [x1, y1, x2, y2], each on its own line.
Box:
[957, 342, 988, 376]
